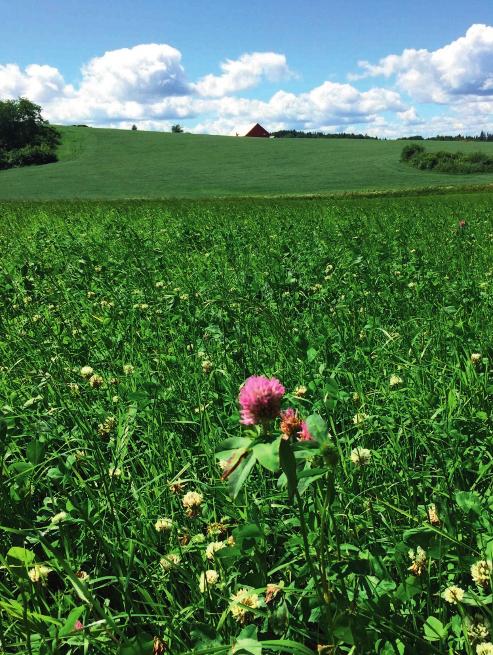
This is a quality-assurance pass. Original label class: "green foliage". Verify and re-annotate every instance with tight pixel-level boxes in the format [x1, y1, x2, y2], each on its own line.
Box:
[171, 123, 184, 133]
[6, 143, 58, 167]
[400, 143, 425, 161]
[0, 98, 59, 169]
[0, 194, 493, 653]
[402, 142, 493, 173]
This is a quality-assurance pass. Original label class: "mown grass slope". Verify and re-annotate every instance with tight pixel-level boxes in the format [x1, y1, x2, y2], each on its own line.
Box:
[1, 126, 493, 199]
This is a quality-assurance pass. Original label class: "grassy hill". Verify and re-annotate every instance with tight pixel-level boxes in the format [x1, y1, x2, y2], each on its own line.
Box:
[1, 125, 493, 199]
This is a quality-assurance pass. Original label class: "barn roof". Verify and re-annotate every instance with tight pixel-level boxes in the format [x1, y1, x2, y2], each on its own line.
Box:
[245, 123, 270, 137]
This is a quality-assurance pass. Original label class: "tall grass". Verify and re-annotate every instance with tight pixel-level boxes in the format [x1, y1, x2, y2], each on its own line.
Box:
[0, 195, 492, 654]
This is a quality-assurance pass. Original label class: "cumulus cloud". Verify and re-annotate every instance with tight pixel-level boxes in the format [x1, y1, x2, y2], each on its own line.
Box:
[79, 44, 190, 100]
[217, 82, 404, 126]
[0, 63, 70, 103]
[194, 52, 293, 97]
[188, 83, 406, 136]
[352, 24, 493, 103]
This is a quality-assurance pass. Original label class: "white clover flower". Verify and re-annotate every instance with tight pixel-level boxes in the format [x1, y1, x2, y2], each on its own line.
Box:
[28, 564, 51, 583]
[108, 466, 122, 478]
[408, 546, 427, 576]
[389, 374, 403, 387]
[294, 385, 307, 397]
[199, 569, 219, 592]
[352, 412, 368, 426]
[468, 615, 490, 643]
[68, 382, 80, 395]
[51, 511, 67, 525]
[80, 366, 94, 378]
[442, 585, 465, 604]
[182, 491, 203, 509]
[123, 364, 135, 375]
[350, 447, 371, 466]
[206, 541, 226, 560]
[471, 353, 482, 365]
[88, 374, 103, 388]
[201, 359, 213, 373]
[477, 644, 493, 655]
[471, 560, 492, 588]
[159, 553, 181, 571]
[154, 518, 173, 533]
[230, 588, 260, 623]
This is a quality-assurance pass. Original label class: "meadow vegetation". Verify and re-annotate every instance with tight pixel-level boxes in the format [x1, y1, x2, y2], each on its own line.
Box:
[1, 194, 493, 654]
[2, 127, 493, 199]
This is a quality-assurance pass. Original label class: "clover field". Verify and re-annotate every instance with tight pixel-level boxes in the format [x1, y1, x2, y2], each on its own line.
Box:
[1, 194, 493, 655]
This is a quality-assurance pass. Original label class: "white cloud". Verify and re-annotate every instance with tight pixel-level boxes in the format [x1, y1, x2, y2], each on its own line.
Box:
[352, 24, 493, 103]
[189, 84, 405, 135]
[194, 52, 293, 97]
[78, 44, 190, 101]
[397, 107, 419, 124]
[0, 63, 70, 103]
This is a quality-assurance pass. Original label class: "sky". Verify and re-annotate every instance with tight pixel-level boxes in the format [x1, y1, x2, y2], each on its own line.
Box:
[1, 0, 493, 137]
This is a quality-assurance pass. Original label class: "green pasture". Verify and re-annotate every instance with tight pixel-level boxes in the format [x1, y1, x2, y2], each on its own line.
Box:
[2, 126, 493, 199]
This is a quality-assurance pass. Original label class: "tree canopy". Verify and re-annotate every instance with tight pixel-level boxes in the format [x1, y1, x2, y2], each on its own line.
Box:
[0, 98, 60, 169]
[0, 98, 60, 151]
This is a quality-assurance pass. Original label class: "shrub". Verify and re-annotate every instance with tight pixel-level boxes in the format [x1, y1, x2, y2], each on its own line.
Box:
[0, 149, 10, 170]
[401, 144, 493, 173]
[7, 144, 57, 167]
[400, 143, 425, 161]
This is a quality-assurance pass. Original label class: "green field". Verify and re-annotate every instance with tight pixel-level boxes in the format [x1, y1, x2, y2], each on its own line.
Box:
[2, 194, 493, 654]
[2, 126, 493, 199]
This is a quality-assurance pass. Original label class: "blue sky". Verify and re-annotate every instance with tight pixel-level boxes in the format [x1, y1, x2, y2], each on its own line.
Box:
[1, 0, 493, 136]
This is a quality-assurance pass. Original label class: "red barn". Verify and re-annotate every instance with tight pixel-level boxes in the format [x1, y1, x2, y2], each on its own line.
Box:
[244, 123, 270, 137]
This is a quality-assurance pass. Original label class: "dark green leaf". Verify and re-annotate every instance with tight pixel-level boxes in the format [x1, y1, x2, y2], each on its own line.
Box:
[228, 451, 257, 499]
[279, 439, 297, 501]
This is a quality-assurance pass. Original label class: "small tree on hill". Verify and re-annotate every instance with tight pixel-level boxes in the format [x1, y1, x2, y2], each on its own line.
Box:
[131, 124, 138, 131]
[171, 124, 183, 133]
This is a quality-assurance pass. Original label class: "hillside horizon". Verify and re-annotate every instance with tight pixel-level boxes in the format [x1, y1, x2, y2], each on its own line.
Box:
[1, 125, 493, 200]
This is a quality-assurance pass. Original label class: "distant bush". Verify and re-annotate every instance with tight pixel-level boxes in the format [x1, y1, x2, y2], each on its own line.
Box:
[0, 97, 59, 170]
[400, 143, 425, 161]
[171, 124, 183, 133]
[7, 144, 58, 168]
[401, 144, 493, 173]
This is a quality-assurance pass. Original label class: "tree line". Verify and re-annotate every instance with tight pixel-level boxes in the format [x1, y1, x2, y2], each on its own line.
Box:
[273, 129, 493, 141]
[271, 129, 377, 139]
